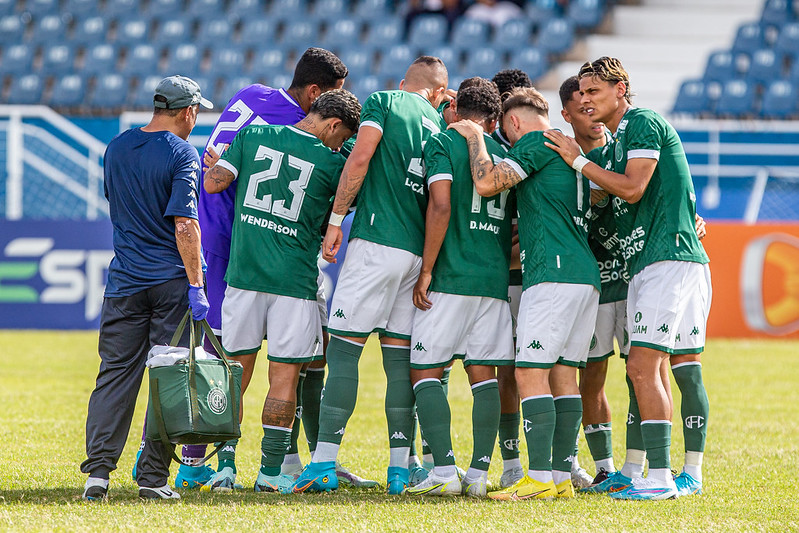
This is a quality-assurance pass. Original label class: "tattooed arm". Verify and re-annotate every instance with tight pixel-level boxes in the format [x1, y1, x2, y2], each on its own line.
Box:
[203, 164, 236, 194]
[448, 120, 524, 197]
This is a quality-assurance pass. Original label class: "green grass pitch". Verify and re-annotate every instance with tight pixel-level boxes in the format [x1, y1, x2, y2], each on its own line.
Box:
[0, 331, 797, 531]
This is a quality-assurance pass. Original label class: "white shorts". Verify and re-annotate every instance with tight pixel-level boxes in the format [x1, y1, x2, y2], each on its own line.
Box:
[516, 283, 599, 368]
[221, 286, 322, 362]
[588, 300, 630, 361]
[627, 261, 712, 355]
[327, 238, 422, 339]
[410, 292, 515, 368]
[508, 283, 523, 339]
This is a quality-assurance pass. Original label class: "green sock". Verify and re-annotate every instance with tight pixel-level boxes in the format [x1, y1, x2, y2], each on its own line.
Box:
[553, 396, 583, 474]
[382, 345, 415, 450]
[287, 373, 305, 456]
[413, 379, 455, 466]
[498, 411, 521, 460]
[217, 438, 238, 473]
[672, 362, 709, 453]
[521, 396, 555, 471]
[640, 421, 672, 470]
[302, 368, 324, 453]
[260, 426, 292, 476]
[625, 373, 644, 452]
[585, 422, 613, 461]
[470, 380, 500, 472]
[317, 336, 363, 446]
[420, 368, 450, 458]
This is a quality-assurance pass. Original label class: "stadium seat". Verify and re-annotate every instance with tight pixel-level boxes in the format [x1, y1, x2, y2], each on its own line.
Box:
[672, 79, 712, 115]
[745, 48, 782, 86]
[280, 20, 318, 49]
[715, 79, 757, 117]
[27, 14, 66, 45]
[199, 18, 234, 43]
[309, 0, 348, 21]
[153, 18, 194, 46]
[163, 44, 202, 78]
[0, 44, 34, 76]
[104, 0, 140, 18]
[249, 48, 287, 78]
[407, 14, 449, 48]
[23, 0, 59, 17]
[81, 43, 119, 75]
[49, 74, 87, 108]
[363, 19, 403, 51]
[451, 19, 490, 49]
[509, 47, 549, 81]
[703, 51, 740, 82]
[7, 74, 44, 105]
[0, 15, 25, 45]
[208, 46, 247, 76]
[267, 73, 293, 92]
[567, 0, 605, 30]
[186, 0, 224, 20]
[132, 75, 163, 108]
[320, 19, 361, 50]
[536, 17, 575, 56]
[462, 47, 500, 78]
[71, 15, 107, 46]
[123, 44, 161, 78]
[789, 58, 799, 84]
[338, 48, 372, 79]
[239, 18, 278, 47]
[491, 19, 533, 51]
[227, 0, 264, 22]
[351, 74, 384, 103]
[63, 0, 99, 18]
[761, 0, 793, 28]
[268, 0, 308, 21]
[40, 44, 76, 75]
[760, 79, 798, 118]
[217, 76, 256, 107]
[774, 22, 799, 60]
[525, 0, 561, 26]
[376, 44, 414, 79]
[88, 73, 130, 109]
[353, 0, 390, 22]
[145, 0, 182, 18]
[0, 0, 15, 15]
[427, 45, 460, 72]
[115, 17, 151, 46]
[732, 23, 766, 55]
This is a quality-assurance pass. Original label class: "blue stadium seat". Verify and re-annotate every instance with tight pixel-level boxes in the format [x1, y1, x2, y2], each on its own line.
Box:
[7, 74, 44, 105]
[104, 0, 140, 18]
[761, 0, 794, 28]
[567, 0, 605, 30]
[27, 14, 66, 44]
[227, 0, 264, 22]
[81, 43, 119, 75]
[71, 15, 107, 46]
[760, 79, 798, 118]
[353, 0, 390, 22]
[267, 73, 293, 91]
[123, 44, 161, 78]
[239, 19, 278, 47]
[0, 15, 25, 45]
[407, 14, 449, 48]
[745, 48, 782, 86]
[451, 19, 490, 49]
[153, 18, 193, 46]
[199, 18, 234, 43]
[115, 17, 151, 46]
[187, 0, 224, 20]
[338, 48, 372, 79]
[0, 0, 15, 15]
[715, 79, 757, 117]
[145, 0, 182, 18]
[732, 23, 766, 55]
[536, 17, 575, 56]
[703, 51, 739, 82]
[217, 76, 256, 107]
[1, 44, 34, 75]
[310, 0, 348, 21]
[427, 45, 460, 72]
[209, 45, 247, 76]
[49, 74, 87, 108]
[88, 73, 130, 109]
[491, 19, 533, 52]
[775, 22, 799, 60]
[40, 44, 76, 75]
[462, 48, 499, 78]
[163, 44, 202, 78]
[132, 75, 163, 108]
[249, 48, 287, 78]
[526, 0, 562, 25]
[279, 20, 318, 49]
[672, 79, 712, 115]
[351, 74, 385, 103]
[320, 19, 361, 50]
[63, 0, 99, 18]
[789, 58, 799, 84]
[509, 47, 549, 81]
[376, 44, 414, 79]
[363, 19, 403, 51]
[268, 0, 308, 21]
[24, 0, 59, 17]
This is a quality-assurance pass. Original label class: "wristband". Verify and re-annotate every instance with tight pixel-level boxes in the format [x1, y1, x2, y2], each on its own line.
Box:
[328, 212, 346, 226]
[572, 155, 590, 174]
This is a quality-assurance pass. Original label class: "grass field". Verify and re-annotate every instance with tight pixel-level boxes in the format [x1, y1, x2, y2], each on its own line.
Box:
[0, 331, 797, 532]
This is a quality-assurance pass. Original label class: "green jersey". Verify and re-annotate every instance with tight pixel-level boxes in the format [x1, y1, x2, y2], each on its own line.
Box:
[491, 127, 512, 149]
[349, 91, 446, 256]
[504, 131, 600, 291]
[219, 124, 346, 300]
[424, 130, 512, 301]
[605, 108, 708, 277]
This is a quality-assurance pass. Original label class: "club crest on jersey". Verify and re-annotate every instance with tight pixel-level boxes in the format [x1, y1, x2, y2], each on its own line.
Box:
[615, 142, 624, 162]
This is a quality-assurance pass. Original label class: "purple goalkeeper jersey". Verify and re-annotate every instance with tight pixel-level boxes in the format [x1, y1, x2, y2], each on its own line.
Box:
[199, 85, 306, 258]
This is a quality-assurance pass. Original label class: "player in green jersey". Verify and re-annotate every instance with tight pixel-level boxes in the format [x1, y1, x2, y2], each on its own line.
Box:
[203, 89, 361, 494]
[292, 56, 449, 495]
[406, 83, 512, 498]
[450, 87, 600, 501]
[545, 57, 711, 500]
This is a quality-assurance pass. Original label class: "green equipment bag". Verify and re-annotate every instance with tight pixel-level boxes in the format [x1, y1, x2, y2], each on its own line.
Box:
[146, 310, 242, 465]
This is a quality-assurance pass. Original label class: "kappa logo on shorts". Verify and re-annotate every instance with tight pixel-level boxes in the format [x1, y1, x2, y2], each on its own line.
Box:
[657, 323, 670, 334]
[690, 326, 700, 335]
[634, 312, 643, 323]
[413, 342, 427, 352]
[333, 309, 346, 319]
[526, 340, 544, 350]
[675, 333, 681, 342]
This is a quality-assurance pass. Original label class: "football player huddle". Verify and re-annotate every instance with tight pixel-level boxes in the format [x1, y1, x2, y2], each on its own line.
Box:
[123, 48, 711, 502]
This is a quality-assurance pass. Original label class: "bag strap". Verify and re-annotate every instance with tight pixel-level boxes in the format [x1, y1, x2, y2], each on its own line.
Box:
[169, 310, 192, 347]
